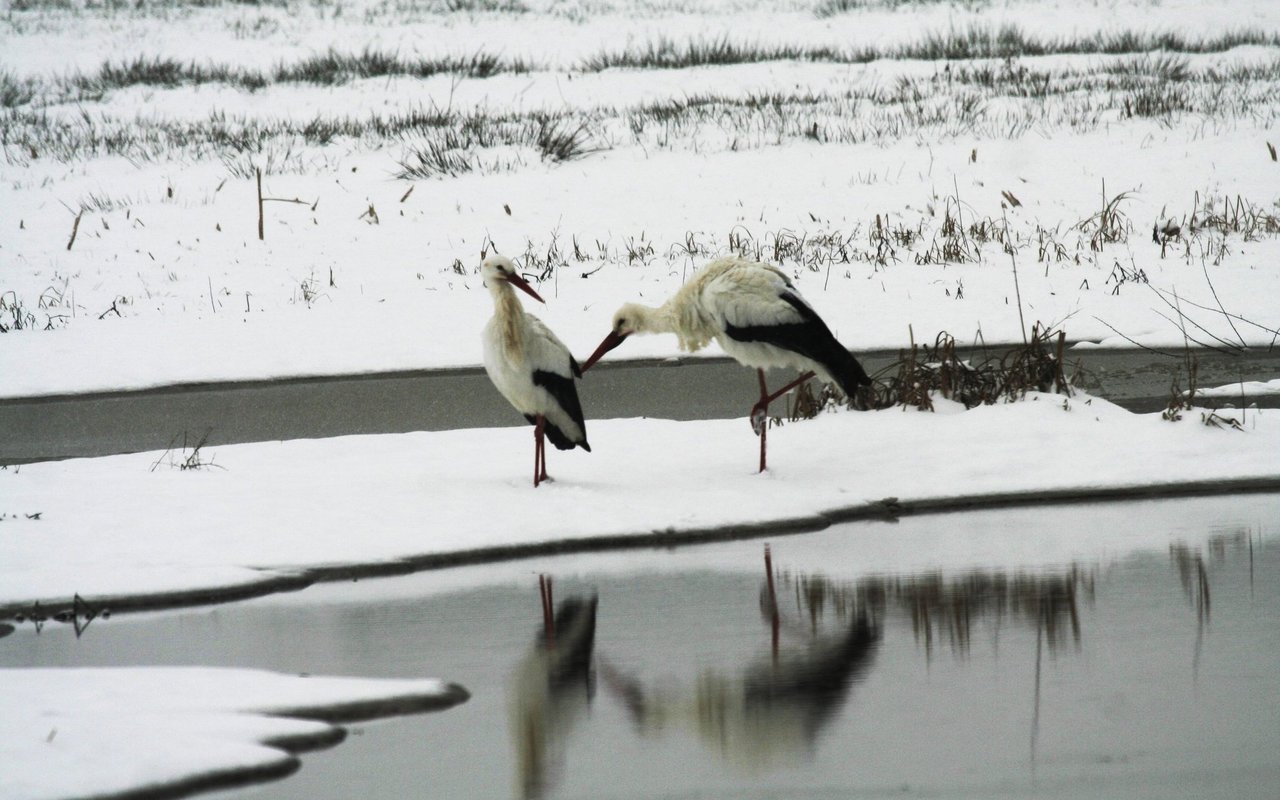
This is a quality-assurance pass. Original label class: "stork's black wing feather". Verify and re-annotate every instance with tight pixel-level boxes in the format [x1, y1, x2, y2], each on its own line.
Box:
[532, 369, 590, 451]
[723, 291, 871, 395]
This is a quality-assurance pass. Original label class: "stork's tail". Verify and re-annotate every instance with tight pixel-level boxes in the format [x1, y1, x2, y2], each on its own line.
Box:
[543, 420, 591, 452]
[832, 349, 872, 397]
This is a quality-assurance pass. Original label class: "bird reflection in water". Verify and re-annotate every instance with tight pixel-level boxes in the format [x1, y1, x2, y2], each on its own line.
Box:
[508, 534, 1254, 794]
[510, 576, 598, 800]
[600, 547, 881, 771]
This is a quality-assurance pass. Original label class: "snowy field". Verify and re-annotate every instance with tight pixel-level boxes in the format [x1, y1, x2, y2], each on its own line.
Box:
[2, 0, 1280, 396]
[3, 1, 1280, 799]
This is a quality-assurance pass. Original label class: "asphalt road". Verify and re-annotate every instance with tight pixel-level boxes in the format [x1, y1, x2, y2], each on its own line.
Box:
[2, 346, 1277, 464]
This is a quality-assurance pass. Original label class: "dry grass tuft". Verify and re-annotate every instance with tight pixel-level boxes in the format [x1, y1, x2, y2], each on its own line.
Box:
[1077, 182, 1133, 251]
[790, 325, 1074, 422]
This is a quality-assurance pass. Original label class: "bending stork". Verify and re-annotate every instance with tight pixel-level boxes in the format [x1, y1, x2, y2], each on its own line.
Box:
[581, 256, 869, 472]
[481, 255, 590, 487]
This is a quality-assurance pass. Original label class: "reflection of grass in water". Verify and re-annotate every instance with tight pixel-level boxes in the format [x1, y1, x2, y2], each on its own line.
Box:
[775, 528, 1262, 664]
[774, 565, 1093, 658]
[1166, 532, 1249, 681]
[1169, 529, 1254, 617]
[1170, 543, 1211, 625]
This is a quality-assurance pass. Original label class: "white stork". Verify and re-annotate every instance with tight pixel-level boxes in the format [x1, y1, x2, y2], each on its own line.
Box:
[481, 255, 590, 487]
[581, 256, 869, 472]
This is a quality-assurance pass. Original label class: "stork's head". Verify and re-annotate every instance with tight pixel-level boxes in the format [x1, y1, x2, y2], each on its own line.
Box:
[610, 302, 658, 338]
[582, 303, 660, 372]
[481, 255, 544, 304]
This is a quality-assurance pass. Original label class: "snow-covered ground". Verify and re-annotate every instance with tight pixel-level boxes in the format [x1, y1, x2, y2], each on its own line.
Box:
[1, 667, 467, 800]
[3, 2, 1280, 798]
[3, 391, 1276, 614]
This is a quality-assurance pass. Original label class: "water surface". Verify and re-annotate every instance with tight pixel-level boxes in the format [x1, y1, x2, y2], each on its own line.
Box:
[4, 495, 1277, 799]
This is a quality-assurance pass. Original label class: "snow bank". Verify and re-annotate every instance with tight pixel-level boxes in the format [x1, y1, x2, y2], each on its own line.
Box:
[1, 666, 468, 800]
[2, 393, 1275, 614]
[1197, 378, 1280, 398]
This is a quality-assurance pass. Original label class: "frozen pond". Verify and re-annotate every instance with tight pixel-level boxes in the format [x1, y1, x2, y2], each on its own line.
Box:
[3, 495, 1277, 799]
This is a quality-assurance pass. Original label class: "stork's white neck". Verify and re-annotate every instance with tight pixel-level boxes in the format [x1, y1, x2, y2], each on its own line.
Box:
[490, 281, 526, 360]
[628, 303, 676, 335]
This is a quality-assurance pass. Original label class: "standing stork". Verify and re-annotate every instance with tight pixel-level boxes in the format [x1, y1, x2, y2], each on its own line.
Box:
[481, 255, 590, 487]
[581, 256, 869, 472]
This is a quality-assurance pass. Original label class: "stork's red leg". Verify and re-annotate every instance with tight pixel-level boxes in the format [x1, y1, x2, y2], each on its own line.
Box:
[765, 371, 816, 406]
[751, 370, 817, 473]
[538, 420, 549, 484]
[756, 369, 769, 473]
[533, 415, 546, 488]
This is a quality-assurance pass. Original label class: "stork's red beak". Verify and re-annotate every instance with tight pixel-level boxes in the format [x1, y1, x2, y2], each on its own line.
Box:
[581, 330, 629, 372]
[505, 273, 545, 304]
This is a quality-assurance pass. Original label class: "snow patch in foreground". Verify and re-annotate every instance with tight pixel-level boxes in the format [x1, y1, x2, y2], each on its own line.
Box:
[1, 667, 468, 800]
